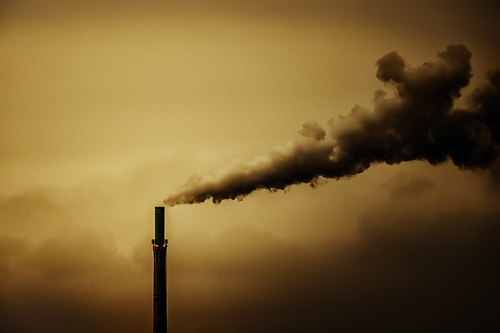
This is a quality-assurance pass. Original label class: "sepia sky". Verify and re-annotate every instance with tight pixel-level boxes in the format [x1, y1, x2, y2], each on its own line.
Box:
[1, 1, 500, 332]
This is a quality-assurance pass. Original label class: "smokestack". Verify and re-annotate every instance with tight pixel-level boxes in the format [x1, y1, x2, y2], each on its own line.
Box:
[152, 207, 167, 333]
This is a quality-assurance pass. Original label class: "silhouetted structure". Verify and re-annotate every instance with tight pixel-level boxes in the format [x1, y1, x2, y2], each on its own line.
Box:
[152, 207, 167, 332]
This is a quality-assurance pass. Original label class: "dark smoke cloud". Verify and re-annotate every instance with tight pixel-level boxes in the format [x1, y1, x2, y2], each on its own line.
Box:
[165, 45, 500, 205]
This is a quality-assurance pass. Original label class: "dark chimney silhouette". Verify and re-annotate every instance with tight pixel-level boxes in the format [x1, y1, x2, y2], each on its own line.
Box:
[152, 207, 167, 332]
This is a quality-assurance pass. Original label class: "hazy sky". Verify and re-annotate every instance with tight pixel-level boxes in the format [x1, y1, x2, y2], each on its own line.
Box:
[1, 1, 500, 332]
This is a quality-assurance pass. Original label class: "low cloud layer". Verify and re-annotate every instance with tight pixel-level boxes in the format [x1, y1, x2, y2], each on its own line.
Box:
[165, 45, 500, 206]
[165, 203, 500, 332]
[1, 148, 499, 333]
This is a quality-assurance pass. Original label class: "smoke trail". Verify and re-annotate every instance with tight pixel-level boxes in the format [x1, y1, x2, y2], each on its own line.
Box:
[165, 45, 500, 206]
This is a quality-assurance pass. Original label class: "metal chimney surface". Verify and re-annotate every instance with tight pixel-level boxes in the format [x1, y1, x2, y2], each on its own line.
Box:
[153, 207, 167, 333]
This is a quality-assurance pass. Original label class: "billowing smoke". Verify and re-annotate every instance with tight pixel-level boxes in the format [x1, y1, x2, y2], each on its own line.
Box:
[165, 45, 500, 206]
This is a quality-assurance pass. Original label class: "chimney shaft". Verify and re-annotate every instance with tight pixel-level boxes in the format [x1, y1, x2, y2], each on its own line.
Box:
[153, 207, 167, 333]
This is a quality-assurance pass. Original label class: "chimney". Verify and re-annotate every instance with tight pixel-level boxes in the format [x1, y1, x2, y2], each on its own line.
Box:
[152, 207, 167, 332]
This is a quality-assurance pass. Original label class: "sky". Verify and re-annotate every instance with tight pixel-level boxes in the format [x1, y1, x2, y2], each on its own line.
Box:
[1, 0, 500, 332]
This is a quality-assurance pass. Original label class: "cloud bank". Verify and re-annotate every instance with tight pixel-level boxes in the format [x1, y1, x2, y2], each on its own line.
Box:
[165, 45, 500, 205]
[2, 167, 500, 333]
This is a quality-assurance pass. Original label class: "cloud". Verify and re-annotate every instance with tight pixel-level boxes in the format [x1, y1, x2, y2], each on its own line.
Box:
[1, 149, 498, 333]
[3, 203, 500, 332]
[0, 179, 159, 333]
[0, 230, 150, 333]
[381, 173, 436, 198]
[165, 44, 500, 206]
[298, 120, 326, 140]
[164, 204, 500, 332]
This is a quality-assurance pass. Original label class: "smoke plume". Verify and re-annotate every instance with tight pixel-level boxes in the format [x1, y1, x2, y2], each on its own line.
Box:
[165, 45, 500, 206]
